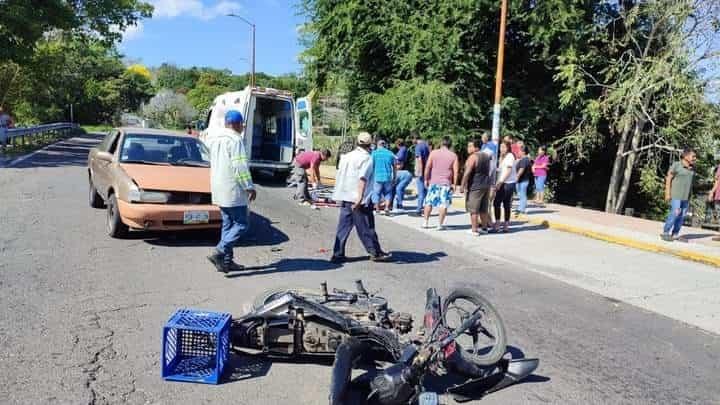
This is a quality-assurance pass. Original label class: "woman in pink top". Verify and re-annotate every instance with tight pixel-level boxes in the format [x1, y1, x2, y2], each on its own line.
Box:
[532, 146, 551, 206]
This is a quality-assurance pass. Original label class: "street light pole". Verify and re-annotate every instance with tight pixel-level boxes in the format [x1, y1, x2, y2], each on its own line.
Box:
[227, 14, 256, 88]
[491, 0, 508, 142]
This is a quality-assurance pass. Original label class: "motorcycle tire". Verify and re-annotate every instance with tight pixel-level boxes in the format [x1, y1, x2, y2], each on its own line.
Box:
[442, 288, 507, 366]
[251, 286, 326, 310]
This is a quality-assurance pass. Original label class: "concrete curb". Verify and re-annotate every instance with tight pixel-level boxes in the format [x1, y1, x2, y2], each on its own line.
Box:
[521, 215, 720, 268]
[448, 196, 720, 268]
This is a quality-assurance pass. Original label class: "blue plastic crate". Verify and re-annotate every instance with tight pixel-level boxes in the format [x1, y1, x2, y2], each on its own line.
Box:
[162, 309, 231, 384]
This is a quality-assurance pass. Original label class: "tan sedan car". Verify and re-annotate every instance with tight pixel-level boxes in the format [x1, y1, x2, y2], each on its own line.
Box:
[87, 128, 221, 238]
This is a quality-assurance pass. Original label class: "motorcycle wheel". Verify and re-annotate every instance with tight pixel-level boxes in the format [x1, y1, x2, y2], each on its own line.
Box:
[442, 288, 507, 366]
[252, 287, 326, 310]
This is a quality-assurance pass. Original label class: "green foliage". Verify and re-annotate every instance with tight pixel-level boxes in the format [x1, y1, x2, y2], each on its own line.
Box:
[359, 79, 467, 139]
[0, 0, 152, 62]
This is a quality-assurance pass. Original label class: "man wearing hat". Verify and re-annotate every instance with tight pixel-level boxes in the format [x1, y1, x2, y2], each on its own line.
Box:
[330, 132, 391, 263]
[204, 110, 257, 273]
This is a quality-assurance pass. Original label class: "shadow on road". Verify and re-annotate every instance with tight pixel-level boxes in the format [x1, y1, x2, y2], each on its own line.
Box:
[225, 258, 343, 278]
[143, 212, 289, 248]
[223, 353, 272, 383]
[10, 134, 105, 169]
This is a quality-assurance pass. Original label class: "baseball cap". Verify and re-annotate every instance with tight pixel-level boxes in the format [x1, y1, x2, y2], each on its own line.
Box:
[357, 132, 372, 145]
[225, 110, 244, 124]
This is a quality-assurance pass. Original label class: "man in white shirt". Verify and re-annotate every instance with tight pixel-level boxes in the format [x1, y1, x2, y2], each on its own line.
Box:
[204, 110, 257, 273]
[331, 132, 391, 263]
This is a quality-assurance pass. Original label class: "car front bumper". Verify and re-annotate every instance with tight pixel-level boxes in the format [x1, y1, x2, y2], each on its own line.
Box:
[117, 200, 222, 231]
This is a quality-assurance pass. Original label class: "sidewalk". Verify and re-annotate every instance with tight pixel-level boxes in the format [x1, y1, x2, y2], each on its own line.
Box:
[513, 203, 720, 266]
[319, 165, 719, 267]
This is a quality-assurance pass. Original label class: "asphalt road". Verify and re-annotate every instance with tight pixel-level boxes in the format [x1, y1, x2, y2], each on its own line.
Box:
[1, 135, 719, 405]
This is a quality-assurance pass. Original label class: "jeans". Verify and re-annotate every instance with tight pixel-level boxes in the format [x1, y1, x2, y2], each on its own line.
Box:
[516, 181, 529, 213]
[663, 199, 689, 236]
[415, 176, 427, 214]
[535, 176, 547, 193]
[333, 201, 382, 258]
[393, 170, 413, 209]
[293, 165, 311, 201]
[217, 206, 249, 264]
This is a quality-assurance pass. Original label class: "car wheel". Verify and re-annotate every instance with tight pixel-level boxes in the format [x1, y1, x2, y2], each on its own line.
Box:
[106, 194, 129, 238]
[89, 178, 105, 208]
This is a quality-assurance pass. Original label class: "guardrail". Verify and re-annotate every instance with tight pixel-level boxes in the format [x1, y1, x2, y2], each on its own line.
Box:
[1, 122, 80, 147]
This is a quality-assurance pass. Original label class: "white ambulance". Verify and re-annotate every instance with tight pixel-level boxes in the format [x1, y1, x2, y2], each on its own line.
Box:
[204, 86, 313, 176]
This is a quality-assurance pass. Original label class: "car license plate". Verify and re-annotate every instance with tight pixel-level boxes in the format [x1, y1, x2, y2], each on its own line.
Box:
[183, 210, 209, 224]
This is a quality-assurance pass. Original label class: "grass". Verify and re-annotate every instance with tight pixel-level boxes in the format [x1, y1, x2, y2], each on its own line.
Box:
[81, 124, 112, 133]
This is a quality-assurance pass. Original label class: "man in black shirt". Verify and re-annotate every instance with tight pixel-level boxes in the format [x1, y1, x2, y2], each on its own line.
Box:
[462, 139, 493, 235]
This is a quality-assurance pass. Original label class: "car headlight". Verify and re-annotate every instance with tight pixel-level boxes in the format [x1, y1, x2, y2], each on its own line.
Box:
[128, 186, 170, 203]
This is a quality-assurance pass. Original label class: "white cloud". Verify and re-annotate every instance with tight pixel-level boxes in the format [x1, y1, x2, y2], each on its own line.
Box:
[150, 0, 242, 20]
[110, 22, 144, 42]
[123, 22, 144, 41]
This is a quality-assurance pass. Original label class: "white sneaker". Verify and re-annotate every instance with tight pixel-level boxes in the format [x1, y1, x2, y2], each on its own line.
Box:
[478, 228, 488, 235]
[467, 230, 480, 236]
[436, 225, 446, 231]
[422, 221, 432, 229]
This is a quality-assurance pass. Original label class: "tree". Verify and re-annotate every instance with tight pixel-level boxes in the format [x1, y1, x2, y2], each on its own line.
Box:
[142, 90, 197, 129]
[0, 0, 152, 62]
[555, 0, 720, 213]
[120, 67, 155, 112]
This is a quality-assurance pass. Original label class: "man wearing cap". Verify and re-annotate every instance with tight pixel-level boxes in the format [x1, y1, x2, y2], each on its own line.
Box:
[204, 110, 257, 273]
[330, 132, 391, 263]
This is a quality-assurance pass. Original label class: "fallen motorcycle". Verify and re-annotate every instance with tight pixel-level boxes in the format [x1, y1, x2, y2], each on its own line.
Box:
[161, 281, 537, 401]
[226, 281, 538, 404]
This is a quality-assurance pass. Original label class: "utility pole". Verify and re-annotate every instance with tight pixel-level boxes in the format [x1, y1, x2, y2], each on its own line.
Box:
[227, 14, 256, 88]
[491, 0, 508, 142]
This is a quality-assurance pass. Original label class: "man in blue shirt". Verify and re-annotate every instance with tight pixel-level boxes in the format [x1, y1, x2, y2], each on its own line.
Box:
[371, 139, 396, 215]
[412, 132, 431, 216]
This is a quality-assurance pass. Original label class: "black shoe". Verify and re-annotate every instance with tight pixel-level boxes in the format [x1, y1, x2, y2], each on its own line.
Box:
[225, 261, 245, 272]
[660, 233, 673, 242]
[330, 255, 347, 264]
[207, 252, 228, 273]
[370, 252, 392, 262]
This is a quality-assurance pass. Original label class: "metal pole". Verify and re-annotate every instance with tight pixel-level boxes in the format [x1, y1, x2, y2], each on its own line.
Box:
[70, 103, 74, 123]
[227, 14, 256, 88]
[251, 24, 256, 88]
[491, 0, 508, 142]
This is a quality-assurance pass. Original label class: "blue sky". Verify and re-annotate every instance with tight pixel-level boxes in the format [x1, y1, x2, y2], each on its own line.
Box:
[119, 0, 305, 75]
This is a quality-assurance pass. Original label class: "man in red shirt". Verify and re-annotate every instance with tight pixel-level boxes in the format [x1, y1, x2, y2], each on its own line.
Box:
[293, 149, 331, 204]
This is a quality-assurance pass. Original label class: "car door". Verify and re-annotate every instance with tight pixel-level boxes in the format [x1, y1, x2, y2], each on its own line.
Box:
[295, 96, 313, 153]
[93, 130, 121, 199]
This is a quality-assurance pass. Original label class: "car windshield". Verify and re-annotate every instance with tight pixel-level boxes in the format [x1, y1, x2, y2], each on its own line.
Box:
[119, 133, 209, 167]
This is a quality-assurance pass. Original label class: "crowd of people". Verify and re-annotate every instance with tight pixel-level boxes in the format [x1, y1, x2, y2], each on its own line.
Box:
[204, 109, 718, 273]
[340, 132, 555, 235]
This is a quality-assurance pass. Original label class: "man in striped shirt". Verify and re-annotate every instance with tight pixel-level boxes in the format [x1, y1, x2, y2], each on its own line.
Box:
[204, 110, 256, 273]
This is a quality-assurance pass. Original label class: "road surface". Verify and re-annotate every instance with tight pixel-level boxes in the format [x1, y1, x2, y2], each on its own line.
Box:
[0, 135, 718, 404]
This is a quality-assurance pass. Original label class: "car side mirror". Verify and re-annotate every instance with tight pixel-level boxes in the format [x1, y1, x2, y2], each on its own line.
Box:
[96, 151, 113, 162]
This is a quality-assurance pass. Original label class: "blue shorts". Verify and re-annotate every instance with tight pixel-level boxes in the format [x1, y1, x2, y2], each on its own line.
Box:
[535, 176, 547, 193]
[372, 181, 394, 204]
[424, 184, 453, 208]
